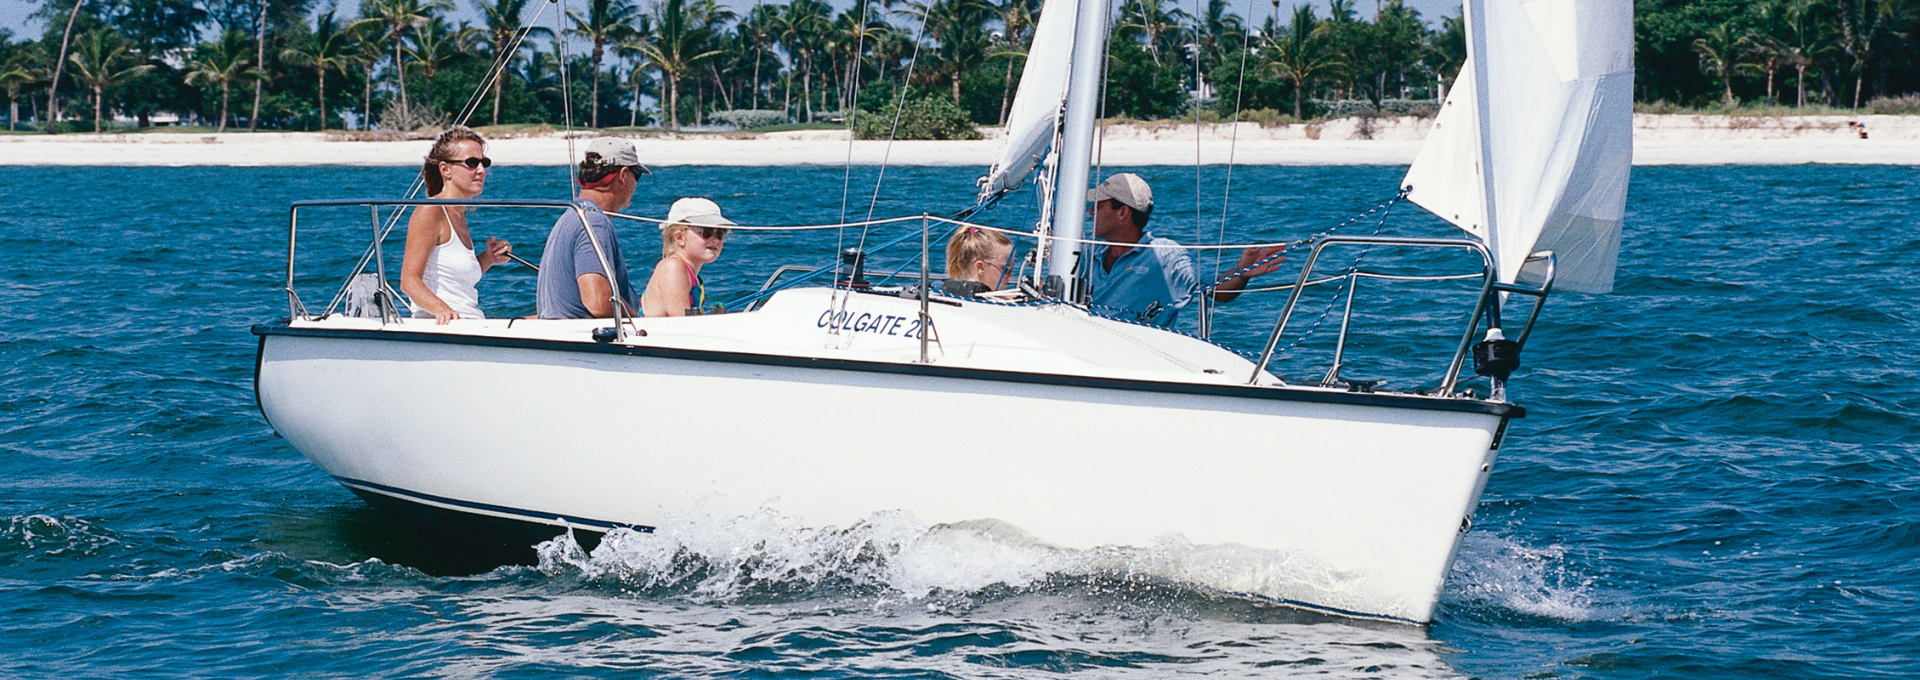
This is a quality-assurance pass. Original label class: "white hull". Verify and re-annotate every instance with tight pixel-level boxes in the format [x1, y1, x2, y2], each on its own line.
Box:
[255, 288, 1514, 622]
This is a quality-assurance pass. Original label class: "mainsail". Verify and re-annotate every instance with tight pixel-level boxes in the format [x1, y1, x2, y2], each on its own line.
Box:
[977, 0, 1080, 199]
[1402, 0, 1633, 294]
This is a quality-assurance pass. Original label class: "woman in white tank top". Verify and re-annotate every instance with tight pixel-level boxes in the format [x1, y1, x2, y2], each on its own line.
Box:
[401, 126, 515, 323]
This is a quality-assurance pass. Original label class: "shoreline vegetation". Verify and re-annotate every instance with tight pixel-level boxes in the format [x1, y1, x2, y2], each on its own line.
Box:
[1, 113, 1915, 166]
[3, 0, 1918, 144]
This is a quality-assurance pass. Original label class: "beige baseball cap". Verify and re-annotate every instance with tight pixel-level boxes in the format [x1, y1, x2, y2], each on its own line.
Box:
[583, 136, 652, 175]
[1087, 173, 1153, 212]
[664, 197, 735, 229]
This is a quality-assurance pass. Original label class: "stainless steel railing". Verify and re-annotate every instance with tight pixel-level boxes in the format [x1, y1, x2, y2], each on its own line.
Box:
[1249, 236, 1556, 397]
[285, 198, 642, 337]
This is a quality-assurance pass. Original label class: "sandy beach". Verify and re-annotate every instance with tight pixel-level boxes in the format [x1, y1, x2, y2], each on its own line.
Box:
[0, 114, 1913, 166]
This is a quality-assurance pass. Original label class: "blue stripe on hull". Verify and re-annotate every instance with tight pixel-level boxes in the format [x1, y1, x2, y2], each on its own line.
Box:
[334, 476, 649, 533]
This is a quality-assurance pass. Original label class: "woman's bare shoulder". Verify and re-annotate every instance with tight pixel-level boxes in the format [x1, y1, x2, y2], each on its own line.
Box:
[406, 204, 453, 243]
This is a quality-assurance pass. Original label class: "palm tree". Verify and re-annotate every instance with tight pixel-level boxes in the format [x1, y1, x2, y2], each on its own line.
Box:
[1741, 34, 1785, 105]
[1116, 0, 1189, 66]
[694, 0, 740, 117]
[1321, 0, 1362, 98]
[1325, 0, 1358, 23]
[1431, 13, 1466, 84]
[65, 29, 156, 133]
[614, 15, 657, 126]
[990, 0, 1039, 124]
[282, 10, 360, 131]
[1196, 0, 1244, 81]
[698, 16, 743, 115]
[740, 3, 781, 110]
[568, 0, 641, 127]
[777, 0, 831, 121]
[639, 0, 724, 129]
[351, 24, 387, 129]
[827, 5, 886, 114]
[869, 18, 918, 88]
[520, 43, 566, 120]
[249, 0, 270, 132]
[1367, 0, 1426, 103]
[0, 56, 36, 132]
[472, 0, 547, 124]
[1263, 5, 1343, 119]
[1692, 23, 1744, 107]
[358, 0, 451, 122]
[1831, 0, 1905, 108]
[406, 16, 475, 118]
[904, 0, 993, 106]
[45, 0, 86, 132]
[1771, 0, 1831, 108]
[186, 31, 262, 133]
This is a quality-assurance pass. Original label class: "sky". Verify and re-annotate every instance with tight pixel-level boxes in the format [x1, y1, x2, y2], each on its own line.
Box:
[1, 0, 1462, 44]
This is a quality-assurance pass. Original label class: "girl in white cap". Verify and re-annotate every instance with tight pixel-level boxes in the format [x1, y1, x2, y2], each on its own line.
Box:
[641, 197, 734, 316]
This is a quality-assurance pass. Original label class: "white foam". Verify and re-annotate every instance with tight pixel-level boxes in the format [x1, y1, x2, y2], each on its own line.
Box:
[1, 514, 121, 557]
[1446, 532, 1602, 620]
[532, 508, 1399, 619]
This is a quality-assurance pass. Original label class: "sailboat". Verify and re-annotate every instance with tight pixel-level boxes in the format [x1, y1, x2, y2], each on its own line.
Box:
[252, 0, 1631, 623]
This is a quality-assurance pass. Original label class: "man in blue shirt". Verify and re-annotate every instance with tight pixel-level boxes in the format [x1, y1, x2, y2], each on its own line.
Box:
[537, 137, 650, 319]
[1086, 172, 1286, 326]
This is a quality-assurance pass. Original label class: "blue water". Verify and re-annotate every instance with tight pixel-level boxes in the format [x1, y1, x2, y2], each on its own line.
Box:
[3, 162, 1917, 677]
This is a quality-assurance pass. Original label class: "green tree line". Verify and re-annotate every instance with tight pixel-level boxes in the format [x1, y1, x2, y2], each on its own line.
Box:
[2, 0, 1918, 134]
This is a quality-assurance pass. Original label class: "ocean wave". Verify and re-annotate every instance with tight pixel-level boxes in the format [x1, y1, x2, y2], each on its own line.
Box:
[0, 515, 122, 566]
[128, 549, 431, 591]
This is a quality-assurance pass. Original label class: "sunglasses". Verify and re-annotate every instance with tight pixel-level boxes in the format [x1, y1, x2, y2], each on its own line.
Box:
[443, 156, 493, 169]
[693, 226, 729, 240]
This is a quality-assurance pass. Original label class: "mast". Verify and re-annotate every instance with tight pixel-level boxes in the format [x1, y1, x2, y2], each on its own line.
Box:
[1043, 0, 1111, 300]
[1463, 0, 1502, 326]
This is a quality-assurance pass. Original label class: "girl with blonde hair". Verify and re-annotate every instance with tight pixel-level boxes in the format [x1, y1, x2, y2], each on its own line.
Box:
[942, 226, 1014, 297]
[641, 197, 734, 316]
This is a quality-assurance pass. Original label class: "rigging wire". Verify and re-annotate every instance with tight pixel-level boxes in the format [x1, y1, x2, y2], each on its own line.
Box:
[856, 8, 931, 229]
[451, 1, 557, 128]
[1211, 0, 1257, 281]
[837, 0, 874, 225]
[1255, 190, 1405, 360]
[555, 0, 578, 196]
[825, 3, 933, 327]
[1092, 27, 1111, 181]
[324, 0, 567, 315]
[1192, 0, 1203, 253]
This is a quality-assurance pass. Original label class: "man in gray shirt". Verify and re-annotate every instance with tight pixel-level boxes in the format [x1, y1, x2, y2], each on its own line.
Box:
[537, 137, 650, 318]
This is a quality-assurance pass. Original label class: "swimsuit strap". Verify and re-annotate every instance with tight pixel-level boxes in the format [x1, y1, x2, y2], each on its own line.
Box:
[680, 257, 705, 308]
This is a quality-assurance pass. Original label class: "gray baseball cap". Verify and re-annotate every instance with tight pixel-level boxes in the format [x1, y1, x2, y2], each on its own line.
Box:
[1087, 173, 1153, 212]
[583, 136, 652, 175]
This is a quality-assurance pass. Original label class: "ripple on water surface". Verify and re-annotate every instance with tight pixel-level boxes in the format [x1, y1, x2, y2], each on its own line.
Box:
[3, 165, 1920, 678]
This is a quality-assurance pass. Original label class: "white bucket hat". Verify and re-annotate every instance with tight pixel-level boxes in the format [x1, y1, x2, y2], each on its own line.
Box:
[664, 197, 735, 229]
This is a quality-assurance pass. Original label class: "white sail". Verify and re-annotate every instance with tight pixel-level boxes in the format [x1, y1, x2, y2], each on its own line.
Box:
[977, 0, 1080, 199]
[1402, 0, 1633, 294]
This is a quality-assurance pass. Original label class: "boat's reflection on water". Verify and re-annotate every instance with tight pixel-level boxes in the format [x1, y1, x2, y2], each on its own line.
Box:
[266, 499, 592, 576]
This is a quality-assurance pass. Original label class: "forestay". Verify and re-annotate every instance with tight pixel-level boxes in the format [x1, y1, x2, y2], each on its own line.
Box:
[977, 0, 1079, 199]
[1401, 0, 1633, 294]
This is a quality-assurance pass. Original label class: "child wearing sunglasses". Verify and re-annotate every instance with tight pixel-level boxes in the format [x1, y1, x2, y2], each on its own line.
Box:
[941, 226, 1015, 298]
[641, 197, 735, 317]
